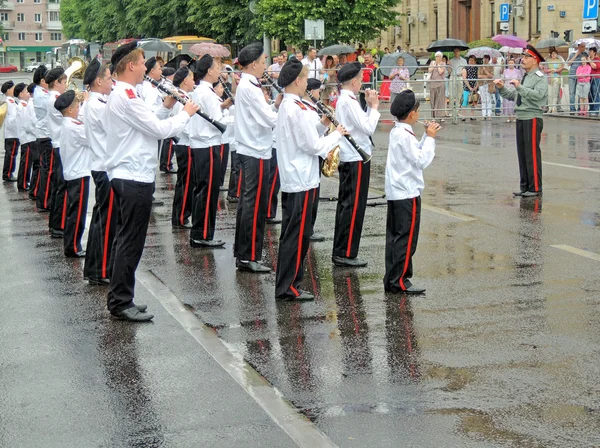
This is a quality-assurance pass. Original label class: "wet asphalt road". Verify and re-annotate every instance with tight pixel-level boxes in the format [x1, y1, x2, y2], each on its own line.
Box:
[1, 114, 600, 447]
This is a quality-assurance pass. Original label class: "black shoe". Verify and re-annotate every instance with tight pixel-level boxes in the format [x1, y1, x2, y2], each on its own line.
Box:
[173, 221, 192, 229]
[38, 207, 50, 213]
[512, 191, 525, 196]
[65, 251, 86, 258]
[266, 217, 282, 225]
[276, 291, 315, 301]
[332, 256, 368, 267]
[88, 278, 110, 286]
[403, 285, 426, 294]
[50, 229, 64, 238]
[521, 191, 541, 197]
[190, 238, 225, 248]
[3, 176, 17, 182]
[227, 195, 238, 203]
[111, 307, 154, 322]
[309, 233, 325, 242]
[236, 260, 271, 273]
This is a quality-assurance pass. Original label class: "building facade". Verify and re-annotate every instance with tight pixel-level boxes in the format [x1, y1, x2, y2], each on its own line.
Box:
[0, 0, 65, 69]
[372, 0, 600, 56]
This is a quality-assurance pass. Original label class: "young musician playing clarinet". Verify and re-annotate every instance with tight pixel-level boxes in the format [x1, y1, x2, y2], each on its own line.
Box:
[383, 90, 440, 295]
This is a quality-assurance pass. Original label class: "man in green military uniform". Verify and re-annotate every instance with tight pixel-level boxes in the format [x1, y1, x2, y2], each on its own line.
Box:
[494, 45, 548, 197]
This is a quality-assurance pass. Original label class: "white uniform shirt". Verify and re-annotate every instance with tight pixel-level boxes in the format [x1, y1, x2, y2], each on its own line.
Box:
[335, 89, 380, 162]
[234, 73, 278, 159]
[4, 97, 20, 139]
[189, 80, 233, 148]
[172, 102, 191, 147]
[83, 92, 108, 172]
[301, 57, 323, 80]
[60, 117, 92, 181]
[385, 122, 435, 201]
[46, 90, 63, 148]
[276, 93, 342, 193]
[104, 81, 190, 183]
[140, 80, 163, 112]
[19, 100, 37, 144]
[223, 105, 236, 146]
[33, 86, 51, 139]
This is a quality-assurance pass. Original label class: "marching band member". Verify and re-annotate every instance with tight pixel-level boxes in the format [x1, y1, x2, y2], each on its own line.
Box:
[2, 81, 19, 182]
[265, 119, 281, 225]
[275, 59, 345, 301]
[234, 43, 281, 273]
[104, 41, 198, 322]
[140, 57, 163, 112]
[29, 66, 49, 202]
[188, 54, 233, 248]
[54, 90, 91, 258]
[332, 62, 380, 267]
[226, 133, 241, 203]
[216, 80, 237, 195]
[82, 59, 116, 285]
[159, 66, 177, 174]
[383, 90, 440, 295]
[15, 83, 35, 191]
[44, 68, 68, 238]
[171, 66, 195, 229]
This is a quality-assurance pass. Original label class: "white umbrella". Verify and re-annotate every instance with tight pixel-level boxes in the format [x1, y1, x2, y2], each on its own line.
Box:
[499, 46, 523, 54]
[573, 38, 600, 49]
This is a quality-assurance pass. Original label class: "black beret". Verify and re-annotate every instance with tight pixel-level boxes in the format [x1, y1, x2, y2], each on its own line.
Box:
[307, 78, 322, 91]
[338, 61, 362, 83]
[278, 59, 303, 88]
[1, 80, 14, 94]
[145, 56, 157, 75]
[162, 66, 176, 77]
[83, 58, 102, 86]
[111, 40, 138, 67]
[33, 65, 48, 85]
[27, 83, 36, 95]
[45, 68, 65, 85]
[195, 54, 214, 80]
[173, 67, 190, 87]
[238, 42, 263, 67]
[54, 90, 76, 112]
[390, 90, 418, 119]
[13, 82, 27, 98]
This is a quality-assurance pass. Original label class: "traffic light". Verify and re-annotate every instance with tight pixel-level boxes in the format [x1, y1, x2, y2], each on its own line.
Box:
[550, 30, 559, 38]
[563, 29, 573, 42]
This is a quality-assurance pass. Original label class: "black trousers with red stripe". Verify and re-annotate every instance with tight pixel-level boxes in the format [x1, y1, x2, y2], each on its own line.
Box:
[159, 138, 176, 172]
[84, 171, 117, 281]
[227, 151, 241, 198]
[107, 179, 154, 314]
[49, 147, 67, 231]
[234, 154, 270, 262]
[35, 138, 53, 210]
[275, 188, 315, 298]
[333, 160, 371, 259]
[516, 118, 543, 193]
[191, 146, 222, 241]
[384, 196, 421, 292]
[219, 143, 229, 187]
[28, 141, 40, 200]
[171, 145, 193, 226]
[64, 176, 89, 257]
[3, 138, 19, 180]
[17, 142, 32, 191]
[266, 147, 280, 219]
[310, 158, 324, 232]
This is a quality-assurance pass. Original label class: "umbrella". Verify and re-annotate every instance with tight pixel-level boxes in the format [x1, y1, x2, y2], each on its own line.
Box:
[317, 44, 355, 56]
[189, 42, 230, 58]
[492, 34, 527, 48]
[536, 38, 567, 49]
[573, 38, 600, 49]
[426, 38, 469, 52]
[466, 46, 502, 59]
[379, 52, 418, 77]
[165, 54, 193, 69]
[138, 39, 176, 53]
[499, 46, 523, 54]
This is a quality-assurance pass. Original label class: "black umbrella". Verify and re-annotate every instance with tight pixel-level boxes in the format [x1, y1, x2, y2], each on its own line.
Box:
[379, 52, 418, 76]
[165, 54, 193, 69]
[138, 39, 176, 53]
[317, 44, 355, 56]
[426, 39, 469, 53]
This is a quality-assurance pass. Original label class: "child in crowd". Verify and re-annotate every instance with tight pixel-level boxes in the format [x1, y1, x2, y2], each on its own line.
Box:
[576, 57, 592, 116]
[383, 90, 440, 295]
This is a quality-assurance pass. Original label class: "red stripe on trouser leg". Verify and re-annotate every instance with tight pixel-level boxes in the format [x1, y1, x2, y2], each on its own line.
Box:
[44, 150, 54, 209]
[288, 191, 310, 297]
[8, 141, 16, 177]
[102, 189, 114, 279]
[251, 160, 264, 261]
[220, 144, 224, 162]
[267, 166, 278, 218]
[73, 178, 84, 253]
[399, 198, 417, 291]
[203, 147, 214, 240]
[346, 162, 362, 258]
[180, 147, 192, 226]
[33, 154, 41, 195]
[22, 145, 30, 190]
[167, 140, 173, 168]
[61, 189, 68, 229]
[237, 168, 242, 197]
[531, 118, 539, 192]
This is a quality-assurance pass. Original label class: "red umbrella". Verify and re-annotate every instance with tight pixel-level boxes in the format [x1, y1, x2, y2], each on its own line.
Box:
[492, 34, 527, 48]
[188, 42, 230, 58]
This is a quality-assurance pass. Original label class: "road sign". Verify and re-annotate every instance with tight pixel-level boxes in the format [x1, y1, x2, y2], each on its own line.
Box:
[304, 19, 325, 40]
[583, 0, 599, 20]
[500, 4, 510, 22]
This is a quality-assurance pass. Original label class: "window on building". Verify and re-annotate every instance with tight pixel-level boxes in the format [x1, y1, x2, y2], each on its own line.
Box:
[17, 0, 24, 3]
[50, 32, 62, 40]
[34, 13, 41, 22]
[48, 0, 60, 3]
[434, 8, 439, 41]
[407, 11, 412, 43]
[49, 11, 60, 21]
[0, 13, 8, 21]
[34, 0, 41, 3]
[18, 33, 25, 41]
[535, 0, 541, 33]
[491, 2, 495, 36]
[2, 33, 9, 41]
[17, 13, 24, 21]
[35, 33, 42, 41]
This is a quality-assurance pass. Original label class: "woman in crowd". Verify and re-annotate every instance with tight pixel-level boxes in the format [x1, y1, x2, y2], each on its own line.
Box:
[461, 55, 479, 121]
[321, 55, 337, 105]
[502, 58, 521, 122]
[389, 56, 411, 103]
[428, 51, 447, 121]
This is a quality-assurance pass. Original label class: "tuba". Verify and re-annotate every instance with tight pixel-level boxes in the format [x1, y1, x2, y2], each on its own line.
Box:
[64, 57, 87, 92]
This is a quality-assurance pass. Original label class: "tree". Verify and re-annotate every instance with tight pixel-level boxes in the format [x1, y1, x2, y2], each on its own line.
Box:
[255, 0, 401, 47]
[187, 0, 258, 45]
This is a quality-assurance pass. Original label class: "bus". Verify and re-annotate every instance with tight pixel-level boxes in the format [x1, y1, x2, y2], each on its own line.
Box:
[162, 36, 214, 54]
[59, 39, 88, 67]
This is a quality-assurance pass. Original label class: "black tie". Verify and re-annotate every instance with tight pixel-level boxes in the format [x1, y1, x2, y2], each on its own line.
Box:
[517, 73, 527, 106]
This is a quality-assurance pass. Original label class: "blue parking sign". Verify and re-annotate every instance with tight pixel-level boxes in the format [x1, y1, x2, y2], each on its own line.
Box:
[583, 0, 599, 19]
[500, 3, 510, 22]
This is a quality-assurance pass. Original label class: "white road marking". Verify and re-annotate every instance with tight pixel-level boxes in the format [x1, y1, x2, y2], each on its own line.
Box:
[543, 161, 600, 173]
[136, 270, 338, 448]
[550, 245, 600, 262]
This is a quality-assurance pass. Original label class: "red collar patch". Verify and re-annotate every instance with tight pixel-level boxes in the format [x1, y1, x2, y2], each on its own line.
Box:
[125, 89, 137, 99]
[7, 98, 14, 103]
[73, 120, 83, 125]
[42, 88, 49, 93]
[294, 100, 307, 110]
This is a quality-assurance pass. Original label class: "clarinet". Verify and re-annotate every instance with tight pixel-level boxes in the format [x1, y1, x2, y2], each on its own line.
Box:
[144, 75, 227, 134]
[219, 78, 235, 105]
[305, 91, 372, 164]
[262, 72, 283, 94]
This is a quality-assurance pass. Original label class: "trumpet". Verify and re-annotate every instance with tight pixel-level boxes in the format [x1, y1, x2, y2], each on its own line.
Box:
[144, 75, 227, 134]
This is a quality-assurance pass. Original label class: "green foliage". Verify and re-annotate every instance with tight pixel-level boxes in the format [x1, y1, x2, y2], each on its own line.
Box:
[187, 0, 258, 45]
[467, 38, 501, 50]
